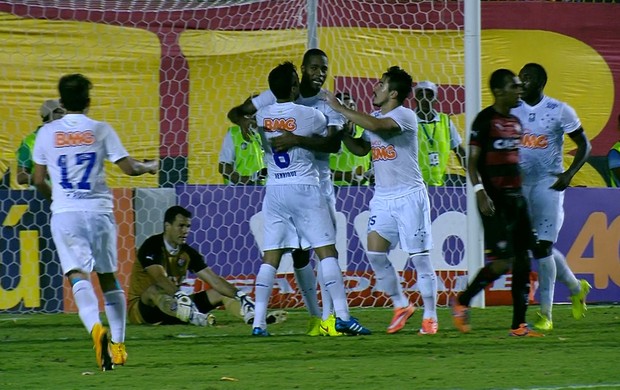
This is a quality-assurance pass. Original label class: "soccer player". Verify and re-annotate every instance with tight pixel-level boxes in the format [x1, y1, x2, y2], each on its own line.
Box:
[127, 205, 287, 327]
[450, 69, 543, 337]
[32, 74, 158, 370]
[414, 81, 467, 186]
[251, 61, 370, 336]
[228, 48, 345, 336]
[511, 63, 592, 330]
[323, 66, 439, 335]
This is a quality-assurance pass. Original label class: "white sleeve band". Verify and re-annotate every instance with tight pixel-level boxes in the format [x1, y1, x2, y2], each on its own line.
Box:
[473, 183, 485, 193]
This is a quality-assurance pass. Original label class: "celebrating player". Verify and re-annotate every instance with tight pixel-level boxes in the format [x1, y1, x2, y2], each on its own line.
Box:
[250, 61, 370, 336]
[32, 73, 158, 371]
[324, 66, 439, 335]
[511, 63, 592, 330]
[228, 49, 345, 336]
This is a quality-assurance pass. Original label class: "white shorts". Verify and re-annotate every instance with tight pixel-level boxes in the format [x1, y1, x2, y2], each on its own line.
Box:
[262, 185, 336, 251]
[522, 176, 565, 243]
[51, 211, 118, 275]
[367, 188, 432, 254]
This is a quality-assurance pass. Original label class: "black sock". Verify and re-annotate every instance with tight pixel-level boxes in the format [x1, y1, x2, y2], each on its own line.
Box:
[459, 265, 502, 306]
[511, 255, 531, 329]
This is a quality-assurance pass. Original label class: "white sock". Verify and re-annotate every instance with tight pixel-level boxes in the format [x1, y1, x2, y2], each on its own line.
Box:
[536, 255, 556, 319]
[252, 264, 276, 329]
[317, 261, 333, 320]
[410, 253, 438, 320]
[552, 248, 580, 295]
[320, 257, 350, 321]
[103, 289, 126, 343]
[72, 279, 101, 333]
[367, 251, 409, 308]
[293, 263, 321, 317]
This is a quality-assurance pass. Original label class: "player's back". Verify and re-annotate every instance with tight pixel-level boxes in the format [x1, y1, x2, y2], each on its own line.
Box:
[256, 102, 326, 186]
[32, 113, 128, 213]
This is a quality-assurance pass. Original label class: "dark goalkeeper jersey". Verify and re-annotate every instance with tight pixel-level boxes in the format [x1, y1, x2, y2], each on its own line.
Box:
[128, 233, 208, 304]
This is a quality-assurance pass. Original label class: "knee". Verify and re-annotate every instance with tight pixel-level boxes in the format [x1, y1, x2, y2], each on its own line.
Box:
[366, 251, 390, 270]
[532, 240, 552, 259]
[292, 249, 310, 268]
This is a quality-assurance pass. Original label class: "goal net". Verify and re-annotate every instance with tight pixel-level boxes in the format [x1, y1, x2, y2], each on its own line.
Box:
[0, 0, 468, 313]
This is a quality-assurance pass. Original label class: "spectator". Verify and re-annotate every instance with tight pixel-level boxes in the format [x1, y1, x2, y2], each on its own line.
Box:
[218, 113, 266, 185]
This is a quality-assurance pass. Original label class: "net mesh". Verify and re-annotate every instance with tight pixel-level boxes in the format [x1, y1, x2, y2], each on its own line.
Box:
[0, 0, 467, 313]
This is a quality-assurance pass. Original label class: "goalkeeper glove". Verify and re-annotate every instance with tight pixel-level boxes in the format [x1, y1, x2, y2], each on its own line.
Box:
[174, 290, 194, 322]
[235, 291, 255, 321]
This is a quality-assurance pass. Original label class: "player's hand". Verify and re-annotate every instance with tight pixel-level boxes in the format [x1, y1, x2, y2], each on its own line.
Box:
[550, 171, 572, 191]
[476, 190, 495, 216]
[174, 290, 194, 322]
[235, 291, 255, 316]
[270, 131, 298, 151]
[321, 90, 344, 112]
[239, 115, 258, 142]
[143, 159, 159, 175]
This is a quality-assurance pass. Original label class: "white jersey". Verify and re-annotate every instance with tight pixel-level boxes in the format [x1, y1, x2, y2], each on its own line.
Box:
[253, 88, 345, 185]
[511, 95, 581, 184]
[32, 113, 129, 214]
[256, 102, 327, 186]
[363, 105, 425, 198]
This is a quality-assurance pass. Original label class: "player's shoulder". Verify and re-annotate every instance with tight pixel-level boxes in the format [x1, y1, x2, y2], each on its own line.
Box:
[540, 95, 569, 111]
[140, 233, 164, 251]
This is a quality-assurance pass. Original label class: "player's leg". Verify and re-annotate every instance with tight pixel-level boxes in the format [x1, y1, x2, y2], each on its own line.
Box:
[92, 212, 127, 365]
[51, 212, 113, 371]
[552, 248, 591, 319]
[318, 191, 338, 322]
[525, 181, 559, 325]
[252, 249, 284, 335]
[396, 190, 437, 334]
[291, 249, 322, 323]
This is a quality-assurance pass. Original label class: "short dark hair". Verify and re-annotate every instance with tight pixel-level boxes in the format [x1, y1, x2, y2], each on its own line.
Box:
[383, 66, 413, 104]
[489, 68, 516, 91]
[268, 61, 298, 100]
[58, 74, 92, 112]
[302, 48, 328, 66]
[521, 62, 548, 88]
[164, 206, 191, 228]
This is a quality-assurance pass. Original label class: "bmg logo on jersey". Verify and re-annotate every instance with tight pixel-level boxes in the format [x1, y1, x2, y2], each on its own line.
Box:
[262, 118, 297, 132]
[54, 130, 95, 147]
[371, 142, 397, 161]
[521, 133, 549, 149]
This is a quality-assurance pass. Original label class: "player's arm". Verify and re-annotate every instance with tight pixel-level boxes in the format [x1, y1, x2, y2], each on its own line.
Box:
[218, 162, 257, 185]
[32, 163, 51, 199]
[323, 90, 400, 134]
[16, 166, 31, 186]
[270, 125, 341, 153]
[144, 264, 178, 295]
[468, 144, 494, 216]
[115, 157, 158, 176]
[551, 127, 591, 191]
[195, 266, 239, 299]
[227, 95, 258, 140]
[341, 128, 371, 156]
[453, 144, 467, 169]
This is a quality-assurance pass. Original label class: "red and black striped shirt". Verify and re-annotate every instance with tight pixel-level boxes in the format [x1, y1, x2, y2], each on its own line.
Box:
[470, 106, 523, 196]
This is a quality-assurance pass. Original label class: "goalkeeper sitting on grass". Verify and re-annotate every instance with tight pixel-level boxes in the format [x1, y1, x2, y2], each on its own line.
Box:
[127, 205, 286, 327]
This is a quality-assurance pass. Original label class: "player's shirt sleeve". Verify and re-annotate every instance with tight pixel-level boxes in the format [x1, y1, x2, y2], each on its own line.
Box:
[252, 90, 276, 111]
[218, 131, 235, 163]
[384, 106, 417, 134]
[185, 246, 209, 273]
[137, 235, 165, 269]
[560, 103, 581, 134]
[32, 125, 50, 166]
[312, 109, 328, 137]
[323, 104, 346, 129]
[469, 111, 487, 147]
[101, 123, 130, 163]
[448, 119, 462, 149]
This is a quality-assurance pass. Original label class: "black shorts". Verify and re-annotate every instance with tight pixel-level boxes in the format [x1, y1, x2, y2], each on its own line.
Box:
[481, 190, 536, 260]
